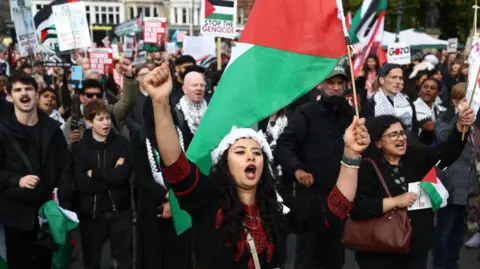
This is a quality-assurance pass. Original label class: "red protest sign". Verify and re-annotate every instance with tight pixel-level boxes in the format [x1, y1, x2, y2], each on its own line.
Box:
[143, 17, 167, 44]
[88, 48, 113, 75]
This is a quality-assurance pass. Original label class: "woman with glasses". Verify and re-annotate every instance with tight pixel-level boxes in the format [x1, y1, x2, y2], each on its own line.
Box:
[350, 111, 474, 269]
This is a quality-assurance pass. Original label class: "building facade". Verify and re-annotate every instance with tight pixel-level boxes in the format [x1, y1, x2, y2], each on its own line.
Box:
[169, 0, 201, 35]
[124, 0, 169, 20]
[237, 0, 255, 27]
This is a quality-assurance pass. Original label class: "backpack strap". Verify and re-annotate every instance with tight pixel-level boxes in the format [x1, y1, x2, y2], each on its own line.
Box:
[0, 124, 34, 174]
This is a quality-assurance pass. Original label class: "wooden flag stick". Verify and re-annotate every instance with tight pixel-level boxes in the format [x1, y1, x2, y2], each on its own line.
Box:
[462, 67, 480, 140]
[462, 0, 480, 140]
[216, 37, 222, 71]
[346, 44, 360, 118]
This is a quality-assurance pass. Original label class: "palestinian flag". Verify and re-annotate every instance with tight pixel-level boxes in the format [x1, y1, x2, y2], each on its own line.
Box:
[34, 0, 79, 40]
[349, 0, 387, 76]
[187, 0, 349, 174]
[204, 0, 235, 21]
[349, 0, 387, 44]
[38, 201, 79, 269]
[0, 225, 6, 269]
[419, 167, 449, 211]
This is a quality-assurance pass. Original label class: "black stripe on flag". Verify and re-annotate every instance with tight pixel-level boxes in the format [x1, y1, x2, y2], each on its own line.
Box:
[355, 0, 381, 36]
[208, 0, 234, 8]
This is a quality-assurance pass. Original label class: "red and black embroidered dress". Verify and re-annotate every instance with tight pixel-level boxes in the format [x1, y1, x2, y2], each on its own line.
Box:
[162, 152, 353, 269]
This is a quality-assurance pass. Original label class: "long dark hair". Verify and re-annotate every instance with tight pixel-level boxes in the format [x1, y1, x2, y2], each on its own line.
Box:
[362, 54, 380, 76]
[210, 150, 287, 253]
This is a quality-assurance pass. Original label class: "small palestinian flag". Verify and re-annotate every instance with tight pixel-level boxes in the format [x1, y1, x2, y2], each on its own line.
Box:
[204, 0, 235, 21]
[419, 167, 449, 211]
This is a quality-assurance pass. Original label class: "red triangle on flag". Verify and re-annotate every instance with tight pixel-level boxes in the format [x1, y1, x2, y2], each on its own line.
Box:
[239, 0, 346, 58]
[205, 0, 216, 18]
[422, 167, 437, 184]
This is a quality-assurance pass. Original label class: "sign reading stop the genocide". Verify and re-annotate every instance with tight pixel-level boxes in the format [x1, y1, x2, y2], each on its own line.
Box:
[143, 17, 167, 44]
[387, 43, 411, 65]
[88, 48, 113, 75]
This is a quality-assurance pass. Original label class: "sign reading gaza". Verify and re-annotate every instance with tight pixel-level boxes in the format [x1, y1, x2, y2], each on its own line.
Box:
[387, 43, 411, 65]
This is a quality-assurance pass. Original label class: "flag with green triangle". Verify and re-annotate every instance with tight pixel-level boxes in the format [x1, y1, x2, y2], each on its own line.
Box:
[38, 200, 79, 269]
[186, 0, 349, 175]
[419, 167, 449, 211]
[348, 0, 388, 44]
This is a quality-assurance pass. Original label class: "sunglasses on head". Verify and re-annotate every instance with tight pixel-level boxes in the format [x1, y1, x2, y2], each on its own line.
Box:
[84, 92, 103, 99]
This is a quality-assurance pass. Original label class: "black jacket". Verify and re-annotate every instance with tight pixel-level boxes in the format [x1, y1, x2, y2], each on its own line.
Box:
[350, 122, 466, 257]
[0, 101, 72, 231]
[72, 129, 131, 218]
[276, 98, 353, 197]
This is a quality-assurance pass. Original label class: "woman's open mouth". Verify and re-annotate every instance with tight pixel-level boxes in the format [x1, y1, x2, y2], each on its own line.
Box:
[245, 165, 257, 180]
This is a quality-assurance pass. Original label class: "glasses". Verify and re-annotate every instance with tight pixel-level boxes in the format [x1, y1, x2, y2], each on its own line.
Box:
[383, 131, 407, 141]
[84, 92, 103, 99]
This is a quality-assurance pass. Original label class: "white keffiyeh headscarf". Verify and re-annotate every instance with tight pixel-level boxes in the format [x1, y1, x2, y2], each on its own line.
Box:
[177, 96, 207, 134]
[374, 89, 413, 130]
[212, 126, 290, 215]
[414, 98, 446, 123]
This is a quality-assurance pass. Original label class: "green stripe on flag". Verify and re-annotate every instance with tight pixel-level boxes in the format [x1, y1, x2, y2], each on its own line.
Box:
[207, 13, 233, 21]
[419, 181, 442, 211]
[186, 44, 339, 175]
[0, 258, 6, 269]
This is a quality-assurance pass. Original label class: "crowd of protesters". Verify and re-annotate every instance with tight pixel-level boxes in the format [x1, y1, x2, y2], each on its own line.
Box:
[0, 38, 479, 269]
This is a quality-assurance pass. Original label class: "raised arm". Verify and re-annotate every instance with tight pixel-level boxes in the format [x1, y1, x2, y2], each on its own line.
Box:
[141, 64, 181, 166]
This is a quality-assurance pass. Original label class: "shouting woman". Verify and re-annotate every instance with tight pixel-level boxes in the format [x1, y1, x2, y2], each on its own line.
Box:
[139, 64, 371, 269]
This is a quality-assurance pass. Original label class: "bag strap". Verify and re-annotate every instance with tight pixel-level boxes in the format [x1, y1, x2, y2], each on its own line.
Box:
[244, 227, 261, 269]
[363, 157, 392, 198]
[0, 124, 34, 174]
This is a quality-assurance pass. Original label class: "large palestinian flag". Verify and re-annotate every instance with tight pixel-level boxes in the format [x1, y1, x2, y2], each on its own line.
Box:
[187, 0, 349, 174]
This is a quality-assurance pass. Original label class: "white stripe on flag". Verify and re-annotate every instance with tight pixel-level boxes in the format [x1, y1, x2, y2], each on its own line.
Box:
[335, 0, 350, 38]
[361, 0, 374, 17]
[0, 224, 6, 262]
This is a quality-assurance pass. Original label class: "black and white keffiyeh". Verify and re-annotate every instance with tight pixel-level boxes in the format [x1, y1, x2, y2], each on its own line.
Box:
[146, 126, 185, 188]
[266, 115, 288, 149]
[414, 98, 446, 123]
[374, 89, 413, 130]
[177, 96, 207, 134]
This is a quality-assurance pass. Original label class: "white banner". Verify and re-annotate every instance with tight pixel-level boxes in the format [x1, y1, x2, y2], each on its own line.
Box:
[467, 34, 480, 116]
[10, 0, 40, 57]
[52, 1, 91, 51]
[387, 43, 411, 65]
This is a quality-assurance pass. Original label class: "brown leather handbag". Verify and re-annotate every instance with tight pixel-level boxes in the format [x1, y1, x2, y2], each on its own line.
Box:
[341, 158, 412, 254]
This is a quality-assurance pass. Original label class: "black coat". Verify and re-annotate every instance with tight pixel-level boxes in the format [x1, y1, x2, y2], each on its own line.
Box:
[0, 101, 72, 231]
[131, 130, 192, 269]
[72, 129, 131, 218]
[276, 98, 353, 197]
[350, 122, 466, 258]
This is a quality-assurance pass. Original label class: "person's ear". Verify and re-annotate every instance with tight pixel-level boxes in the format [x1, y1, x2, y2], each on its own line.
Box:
[86, 120, 93, 128]
[379, 77, 385, 85]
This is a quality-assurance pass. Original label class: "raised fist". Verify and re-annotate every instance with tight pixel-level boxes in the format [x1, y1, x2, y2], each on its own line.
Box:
[141, 63, 172, 104]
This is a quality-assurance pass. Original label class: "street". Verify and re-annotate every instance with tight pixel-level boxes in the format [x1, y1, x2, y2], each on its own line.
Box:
[71, 231, 480, 269]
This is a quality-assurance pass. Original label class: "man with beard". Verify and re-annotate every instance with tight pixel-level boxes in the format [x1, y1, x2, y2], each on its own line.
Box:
[276, 63, 353, 269]
[174, 71, 207, 149]
[0, 71, 72, 269]
[171, 55, 196, 105]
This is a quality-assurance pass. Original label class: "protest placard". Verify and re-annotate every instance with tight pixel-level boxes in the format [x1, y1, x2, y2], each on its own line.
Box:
[124, 36, 134, 58]
[183, 36, 216, 60]
[88, 48, 113, 75]
[201, 0, 237, 39]
[52, 1, 91, 51]
[10, 0, 40, 57]
[143, 17, 167, 44]
[115, 18, 142, 36]
[387, 43, 411, 65]
[447, 38, 458, 53]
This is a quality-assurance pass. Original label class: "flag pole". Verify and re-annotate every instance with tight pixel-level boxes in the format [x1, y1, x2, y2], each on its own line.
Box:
[346, 41, 360, 118]
[216, 37, 221, 71]
[462, 0, 479, 140]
